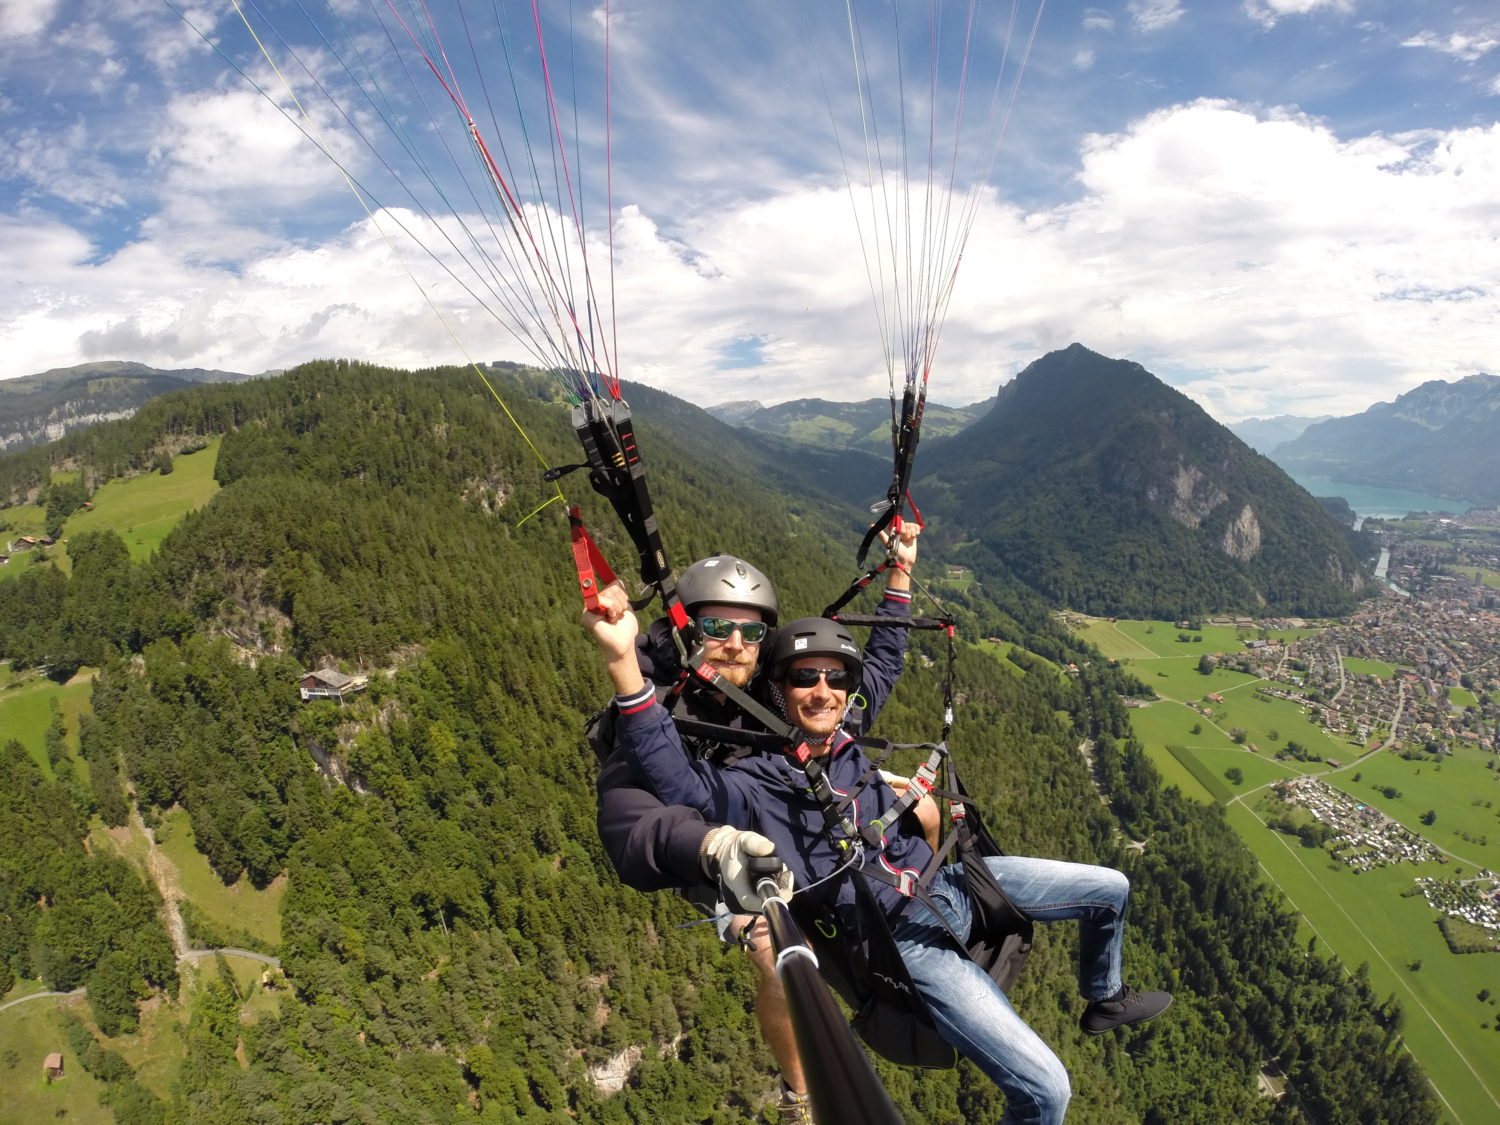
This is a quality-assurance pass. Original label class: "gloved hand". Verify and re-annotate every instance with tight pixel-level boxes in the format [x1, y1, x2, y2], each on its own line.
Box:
[700, 825, 794, 913]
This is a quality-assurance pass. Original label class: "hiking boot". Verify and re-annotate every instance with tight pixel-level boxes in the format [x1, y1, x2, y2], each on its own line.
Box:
[1080, 986, 1173, 1035]
[775, 1080, 813, 1124]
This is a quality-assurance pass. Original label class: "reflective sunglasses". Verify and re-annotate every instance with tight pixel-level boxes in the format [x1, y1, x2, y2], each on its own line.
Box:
[786, 667, 857, 691]
[697, 616, 769, 644]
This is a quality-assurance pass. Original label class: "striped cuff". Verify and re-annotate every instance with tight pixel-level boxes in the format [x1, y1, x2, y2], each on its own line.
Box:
[883, 586, 912, 603]
[615, 685, 656, 716]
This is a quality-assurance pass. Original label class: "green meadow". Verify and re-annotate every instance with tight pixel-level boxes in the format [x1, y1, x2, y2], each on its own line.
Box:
[1343, 656, 1397, 678]
[0, 671, 94, 777]
[1, 437, 220, 582]
[1447, 686, 1479, 708]
[1074, 617, 1500, 1123]
[156, 809, 285, 948]
[59, 437, 223, 568]
[1229, 799, 1500, 1125]
[0, 993, 115, 1125]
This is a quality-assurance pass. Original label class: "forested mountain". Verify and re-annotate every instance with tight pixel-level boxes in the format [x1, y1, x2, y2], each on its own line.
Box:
[706, 395, 985, 456]
[1227, 414, 1332, 456]
[916, 344, 1370, 619]
[0, 361, 1434, 1123]
[1272, 373, 1500, 505]
[0, 361, 256, 455]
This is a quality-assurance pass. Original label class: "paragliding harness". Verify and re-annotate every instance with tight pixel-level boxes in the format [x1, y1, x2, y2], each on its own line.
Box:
[786, 612, 1033, 1070]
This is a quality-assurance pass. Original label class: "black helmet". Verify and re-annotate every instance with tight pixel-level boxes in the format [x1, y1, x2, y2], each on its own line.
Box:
[678, 554, 778, 625]
[768, 617, 862, 682]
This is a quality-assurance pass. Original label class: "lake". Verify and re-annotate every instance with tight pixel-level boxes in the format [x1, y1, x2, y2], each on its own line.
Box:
[1288, 474, 1479, 519]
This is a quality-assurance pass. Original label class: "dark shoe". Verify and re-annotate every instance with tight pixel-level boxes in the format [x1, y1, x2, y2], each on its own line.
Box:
[1080, 987, 1173, 1034]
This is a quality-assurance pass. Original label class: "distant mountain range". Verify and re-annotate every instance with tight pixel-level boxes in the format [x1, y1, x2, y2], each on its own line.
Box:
[706, 394, 993, 457]
[1272, 374, 1500, 506]
[1227, 414, 1333, 455]
[0, 361, 259, 453]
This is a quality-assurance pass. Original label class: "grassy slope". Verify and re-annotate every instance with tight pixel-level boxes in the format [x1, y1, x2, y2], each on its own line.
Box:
[0, 672, 93, 777]
[0, 437, 221, 581]
[59, 437, 223, 569]
[155, 809, 285, 947]
[1083, 617, 1500, 1125]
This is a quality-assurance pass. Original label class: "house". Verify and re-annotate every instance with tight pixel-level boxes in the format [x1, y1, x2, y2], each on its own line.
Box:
[44, 1052, 64, 1082]
[9, 536, 37, 552]
[298, 667, 369, 702]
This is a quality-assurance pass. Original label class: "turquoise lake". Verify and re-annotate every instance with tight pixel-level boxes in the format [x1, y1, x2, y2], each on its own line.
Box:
[1288, 474, 1479, 519]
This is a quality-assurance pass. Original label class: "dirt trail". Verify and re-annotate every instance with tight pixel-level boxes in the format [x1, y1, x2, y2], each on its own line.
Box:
[132, 805, 189, 961]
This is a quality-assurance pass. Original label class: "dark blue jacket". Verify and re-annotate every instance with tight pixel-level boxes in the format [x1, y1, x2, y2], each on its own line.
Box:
[594, 619, 766, 890]
[613, 592, 933, 922]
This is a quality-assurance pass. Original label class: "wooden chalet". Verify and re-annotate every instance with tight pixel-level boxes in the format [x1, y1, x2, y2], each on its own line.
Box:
[298, 667, 369, 702]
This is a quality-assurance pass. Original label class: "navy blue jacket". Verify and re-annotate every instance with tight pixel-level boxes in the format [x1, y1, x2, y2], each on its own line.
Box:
[612, 591, 933, 922]
[594, 618, 766, 890]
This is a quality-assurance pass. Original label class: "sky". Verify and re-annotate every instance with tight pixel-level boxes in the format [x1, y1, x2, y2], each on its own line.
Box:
[1, 0, 1497, 424]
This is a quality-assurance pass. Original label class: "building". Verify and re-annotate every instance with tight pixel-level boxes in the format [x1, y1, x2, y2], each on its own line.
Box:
[44, 1052, 64, 1082]
[298, 668, 369, 702]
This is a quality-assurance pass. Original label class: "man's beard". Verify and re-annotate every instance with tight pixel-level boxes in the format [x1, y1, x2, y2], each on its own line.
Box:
[709, 654, 756, 687]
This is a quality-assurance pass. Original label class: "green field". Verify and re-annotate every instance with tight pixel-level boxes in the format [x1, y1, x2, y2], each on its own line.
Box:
[1342, 656, 1397, 678]
[1074, 617, 1500, 1122]
[156, 809, 285, 947]
[0, 671, 94, 777]
[1447, 686, 1479, 708]
[1229, 799, 1500, 1125]
[1, 437, 221, 581]
[59, 437, 222, 568]
[0, 992, 115, 1125]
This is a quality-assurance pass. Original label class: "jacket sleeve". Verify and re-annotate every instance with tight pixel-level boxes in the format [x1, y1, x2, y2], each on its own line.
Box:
[612, 687, 748, 825]
[855, 587, 911, 731]
[596, 751, 718, 890]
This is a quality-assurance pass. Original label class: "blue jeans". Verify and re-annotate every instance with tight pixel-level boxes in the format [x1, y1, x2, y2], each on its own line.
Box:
[891, 856, 1131, 1125]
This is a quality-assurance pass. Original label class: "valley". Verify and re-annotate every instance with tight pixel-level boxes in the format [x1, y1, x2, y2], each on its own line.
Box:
[1071, 514, 1500, 1123]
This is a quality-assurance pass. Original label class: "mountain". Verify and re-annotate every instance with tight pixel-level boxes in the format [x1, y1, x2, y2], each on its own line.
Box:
[1227, 413, 1332, 455]
[0, 360, 257, 454]
[918, 344, 1370, 618]
[706, 394, 985, 456]
[1271, 374, 1500, 505]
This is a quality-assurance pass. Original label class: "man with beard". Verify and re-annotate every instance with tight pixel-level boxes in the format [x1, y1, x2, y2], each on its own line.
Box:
[587, 529, 1171, 1125]
[590, 552, 811, 1119]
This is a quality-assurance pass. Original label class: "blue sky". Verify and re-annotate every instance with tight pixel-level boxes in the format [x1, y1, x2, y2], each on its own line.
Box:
[1, 1, 1496, 423]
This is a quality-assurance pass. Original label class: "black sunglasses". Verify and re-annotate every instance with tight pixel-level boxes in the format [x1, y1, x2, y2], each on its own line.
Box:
[786, 667, 857, 691]
[697, 616, 770, 644]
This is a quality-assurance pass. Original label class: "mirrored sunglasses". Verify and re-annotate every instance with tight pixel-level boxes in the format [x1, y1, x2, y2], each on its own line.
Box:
[786, 667, 857, 691]
[697, 616, 769, 644]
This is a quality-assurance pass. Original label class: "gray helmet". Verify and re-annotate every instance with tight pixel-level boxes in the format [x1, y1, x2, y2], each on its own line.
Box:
[768, 617, 862, 682]
[678, 554, 778, 625]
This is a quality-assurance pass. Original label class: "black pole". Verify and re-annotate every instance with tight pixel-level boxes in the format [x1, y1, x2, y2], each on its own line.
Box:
[757, 881, 904, 1125]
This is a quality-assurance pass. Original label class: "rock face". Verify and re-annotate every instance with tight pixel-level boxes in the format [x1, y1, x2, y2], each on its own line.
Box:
[918, 343, 1370, 617]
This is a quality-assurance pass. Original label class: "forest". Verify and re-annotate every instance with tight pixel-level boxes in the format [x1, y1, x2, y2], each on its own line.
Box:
[0, 361, 1437, 1123]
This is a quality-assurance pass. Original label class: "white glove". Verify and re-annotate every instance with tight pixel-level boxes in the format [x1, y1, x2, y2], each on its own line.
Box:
[878, 769, 911, 791]
[700, 825, 794, 913]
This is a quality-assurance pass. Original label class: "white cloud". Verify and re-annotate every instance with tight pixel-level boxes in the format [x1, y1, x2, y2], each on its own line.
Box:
[1128, 1, 1185, 34]
[1243, 0, 1354, 31]
[1402, 27, 1500, 64]
[1082, 9, 1115, 33]
[0, 0, 62, 39]
[1074, 49, 1098, 71]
